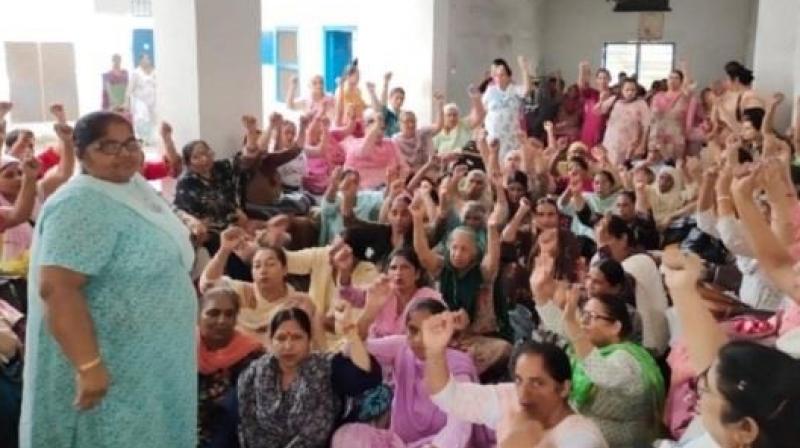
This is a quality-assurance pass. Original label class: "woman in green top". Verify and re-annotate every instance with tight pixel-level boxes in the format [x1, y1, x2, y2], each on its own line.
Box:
[562, 290, 665, 447]
[410, 191, 512, 377]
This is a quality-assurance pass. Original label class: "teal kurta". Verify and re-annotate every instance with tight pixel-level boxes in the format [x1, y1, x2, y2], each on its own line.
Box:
[20, 181, 197, 447]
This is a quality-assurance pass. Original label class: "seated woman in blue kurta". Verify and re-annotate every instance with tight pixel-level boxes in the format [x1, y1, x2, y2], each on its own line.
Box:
[20, 111, 197, 447]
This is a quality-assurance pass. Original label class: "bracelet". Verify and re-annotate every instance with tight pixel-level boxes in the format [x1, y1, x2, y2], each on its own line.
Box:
[78, 356, 102, 373]
[717, 196, 732, 202]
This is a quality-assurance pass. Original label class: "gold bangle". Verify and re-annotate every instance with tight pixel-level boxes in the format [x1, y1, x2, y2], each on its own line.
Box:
[78, 356, 102, 373]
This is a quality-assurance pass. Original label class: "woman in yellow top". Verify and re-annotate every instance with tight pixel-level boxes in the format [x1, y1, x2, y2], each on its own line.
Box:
[336, 59, 367, 127]
[200, 227, 324, 348]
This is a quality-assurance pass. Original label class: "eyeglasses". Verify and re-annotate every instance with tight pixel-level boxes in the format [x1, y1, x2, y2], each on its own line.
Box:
[92, 138, 142, 156]
[578, 309, 616, 324]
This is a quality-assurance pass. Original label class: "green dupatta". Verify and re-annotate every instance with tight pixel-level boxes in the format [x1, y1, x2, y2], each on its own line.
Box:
[569, 342, 665, 422]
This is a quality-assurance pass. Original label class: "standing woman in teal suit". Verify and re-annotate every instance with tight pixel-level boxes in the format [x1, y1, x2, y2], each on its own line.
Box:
[20, 111, 197, 447]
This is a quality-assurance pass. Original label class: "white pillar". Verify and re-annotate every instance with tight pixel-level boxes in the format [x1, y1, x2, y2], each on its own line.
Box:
[152, 0, 262, 158]
[752, 0, 798, 130]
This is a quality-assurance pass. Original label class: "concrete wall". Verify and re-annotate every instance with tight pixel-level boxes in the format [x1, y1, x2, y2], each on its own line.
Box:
[443, 0, 545, 110]
[260, 0, 438, 123]
[541, 0, 756, 88]
[752, 0, 799, 130]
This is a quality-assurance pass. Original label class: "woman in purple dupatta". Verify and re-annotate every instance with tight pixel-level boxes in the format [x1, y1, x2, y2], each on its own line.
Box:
[339, 247, 443, 339]
[332, 299, 491, 448]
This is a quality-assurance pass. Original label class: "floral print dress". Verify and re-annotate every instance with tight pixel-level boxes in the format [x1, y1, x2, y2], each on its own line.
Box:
[483, 83, 526, 159]
[173, 160, 239, 232]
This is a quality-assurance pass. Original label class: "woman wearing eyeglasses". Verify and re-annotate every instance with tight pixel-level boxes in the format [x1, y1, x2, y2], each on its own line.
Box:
[661, 248, 800, 448]
[173, 137, 252, 279]
[562, 289, 666, 447]
[20, 111, 197, 447]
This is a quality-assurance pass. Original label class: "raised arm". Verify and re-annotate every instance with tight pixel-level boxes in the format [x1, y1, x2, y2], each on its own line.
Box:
[633, 181, 652, 217]
[286, 75, 300, 111]
[241, 115, 259, 150]
[543, 120, 557, 156]
[696, 163, 718, 213]
[305, 117, 328, 160]
[256, 112, 281, 152]
[432, 92, 445, 134]
[366, 81, 381, 112]
[561, 284, 593, 359]
[40, 122, 76, 198]
[406, 156, 439, 193]
[293, 113, 312, 150]
[353, 275, 391, 340]
[481, 205, 503, 281]
[0, 102, 11, 146]
[731, 165, 800, 302]
[762, 92, 784, 138]
[423, 312, 504, 428]
[199, 227, 243, 292]
[661, 247, 728, 373]
[465, 84, 487, 129]
[577, 61, 591, 90]
[260, 144, 303, 171]
[595, 91, 615, 115]
[761, 146, 798, 247]
[502, 198, 530, 243]
[324, 166, 344, 205]
[517, 55, 533, 96]
[380, 72, 392, 107]
[678, 58, 694, 96]
[423, 311, 463, 395]
[158, 121, 182, 176]
[795, 96, 800, 151]
[335, 77, 346, 127]
[410, 195, 444, 276]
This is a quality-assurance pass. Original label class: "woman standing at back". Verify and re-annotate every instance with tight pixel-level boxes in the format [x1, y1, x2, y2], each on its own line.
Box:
[20, 111, 197, 447]
[600, 78, 651, 166]
[648, 66, 691, 161]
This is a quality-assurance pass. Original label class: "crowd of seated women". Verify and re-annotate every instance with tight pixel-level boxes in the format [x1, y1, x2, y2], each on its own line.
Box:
[2, 54, 800, 448]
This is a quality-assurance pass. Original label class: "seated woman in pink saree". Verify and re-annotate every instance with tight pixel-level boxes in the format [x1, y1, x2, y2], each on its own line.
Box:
[339, 248, 442, 339]
[332, 299, 490, 448]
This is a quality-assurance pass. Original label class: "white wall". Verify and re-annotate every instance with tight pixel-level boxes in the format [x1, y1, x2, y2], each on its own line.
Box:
[261, 0, 438, 123]
[444, 0, 545, 111]
[752, 0, 799, 130]
[541, 0, 756, 88]
[0, 0, 151, 133]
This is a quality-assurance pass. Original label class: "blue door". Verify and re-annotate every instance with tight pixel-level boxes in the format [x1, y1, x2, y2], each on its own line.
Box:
[132, 28, 155, 66]
[324, 29, 353, 93]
